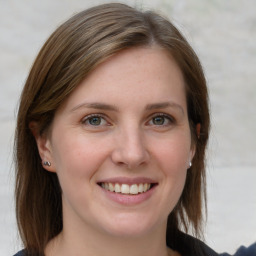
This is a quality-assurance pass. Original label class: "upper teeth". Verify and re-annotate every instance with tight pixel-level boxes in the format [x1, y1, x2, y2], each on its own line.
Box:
[101, 183, 151, 195]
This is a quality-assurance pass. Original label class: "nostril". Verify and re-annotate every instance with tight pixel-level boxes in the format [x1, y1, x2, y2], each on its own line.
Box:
[110, 137, 150, 169]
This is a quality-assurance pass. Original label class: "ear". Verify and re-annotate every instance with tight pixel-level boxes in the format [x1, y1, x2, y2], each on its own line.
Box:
[196, 123, 201, 139]
[29, 121, 56, 173]
[189, 144, 196, 168]
[189, 123, 201, 168]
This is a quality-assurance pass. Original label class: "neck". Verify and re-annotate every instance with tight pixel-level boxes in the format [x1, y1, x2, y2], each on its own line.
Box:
[45, 220, 172, 256]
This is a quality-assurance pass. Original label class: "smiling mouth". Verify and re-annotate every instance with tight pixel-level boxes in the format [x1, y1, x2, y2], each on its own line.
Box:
[98, 182, 156, 195]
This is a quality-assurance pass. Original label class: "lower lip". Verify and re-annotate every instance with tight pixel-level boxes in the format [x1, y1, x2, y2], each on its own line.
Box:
[100, 185, 157, 205]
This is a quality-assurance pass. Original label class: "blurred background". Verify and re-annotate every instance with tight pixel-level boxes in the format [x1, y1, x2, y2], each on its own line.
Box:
[0, 0, 255, 255]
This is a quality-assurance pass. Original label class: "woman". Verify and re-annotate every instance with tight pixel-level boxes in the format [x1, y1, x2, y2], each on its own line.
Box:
[14, 3, 214, 256]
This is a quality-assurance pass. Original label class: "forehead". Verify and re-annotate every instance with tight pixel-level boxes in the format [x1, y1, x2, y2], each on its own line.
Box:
[87, 46, 183, 85]
[59, 46, 186, 112]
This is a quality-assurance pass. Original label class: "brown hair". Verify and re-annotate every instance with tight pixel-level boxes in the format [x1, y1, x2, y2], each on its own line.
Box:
[15, 3, 210, 254]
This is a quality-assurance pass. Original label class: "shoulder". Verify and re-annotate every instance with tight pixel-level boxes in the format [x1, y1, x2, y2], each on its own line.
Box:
[167, 231, 219, 256]
[167, 231, 256, 256]
[13, 250, 25, 256]
[220, 242, 256, 256]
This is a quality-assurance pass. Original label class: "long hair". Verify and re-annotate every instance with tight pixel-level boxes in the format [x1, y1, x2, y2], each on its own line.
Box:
[15, 3, 210, 254]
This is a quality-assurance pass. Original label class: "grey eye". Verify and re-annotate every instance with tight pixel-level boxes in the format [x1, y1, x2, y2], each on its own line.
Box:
[82, 115, 108, 126]
[88, 116, 102, 126]
[152, 116, 165, 125]
[148, 114, 174, 127]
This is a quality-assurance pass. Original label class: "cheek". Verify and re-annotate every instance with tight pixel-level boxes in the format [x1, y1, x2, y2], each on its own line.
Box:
[51, 134, 111, 207]
[51, 132, 109, 182]
[153, 134, 192, 174]
[150, 137, 190, 219]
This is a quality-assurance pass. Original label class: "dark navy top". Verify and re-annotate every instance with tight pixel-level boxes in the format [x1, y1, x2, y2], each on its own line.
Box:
[13, 237, 256, 256]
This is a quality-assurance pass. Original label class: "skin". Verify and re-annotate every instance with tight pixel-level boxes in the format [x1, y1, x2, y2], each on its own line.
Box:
[34, 46, 194, 256]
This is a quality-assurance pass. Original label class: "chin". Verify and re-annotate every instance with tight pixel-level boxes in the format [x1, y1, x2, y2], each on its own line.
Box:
[100, 214, 163, 238]
[104, 226, 151, 238]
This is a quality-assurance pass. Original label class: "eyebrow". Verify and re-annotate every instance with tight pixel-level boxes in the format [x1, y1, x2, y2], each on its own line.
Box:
[71, 102, 118, 112]
[71, 101, 184, 115]
[145, 102, 184, 115]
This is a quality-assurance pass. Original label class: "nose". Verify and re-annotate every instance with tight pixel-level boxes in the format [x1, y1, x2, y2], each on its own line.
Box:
[111, 126, 150, 169]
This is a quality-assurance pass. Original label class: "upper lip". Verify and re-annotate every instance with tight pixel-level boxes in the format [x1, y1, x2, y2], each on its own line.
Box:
[97, 177, 158, 185]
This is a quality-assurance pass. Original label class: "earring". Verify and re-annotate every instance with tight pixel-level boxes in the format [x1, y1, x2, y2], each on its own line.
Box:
[43, 161, 51, 167]
[189, 161, 192, 168]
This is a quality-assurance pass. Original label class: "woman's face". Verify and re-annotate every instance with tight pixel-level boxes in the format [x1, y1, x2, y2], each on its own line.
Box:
[40, 47, 195, 238]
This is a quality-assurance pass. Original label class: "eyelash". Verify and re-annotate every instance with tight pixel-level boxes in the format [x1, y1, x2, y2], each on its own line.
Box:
[147, 113, 175, 126]
[81, 113, 175, 128]
[81, 114, 109, 127]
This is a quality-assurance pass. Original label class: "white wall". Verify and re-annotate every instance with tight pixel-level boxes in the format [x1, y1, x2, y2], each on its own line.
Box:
[1, 0, 255, 255]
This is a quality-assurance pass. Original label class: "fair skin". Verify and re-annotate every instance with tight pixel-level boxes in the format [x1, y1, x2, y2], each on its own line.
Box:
[34, 46, 194, 256]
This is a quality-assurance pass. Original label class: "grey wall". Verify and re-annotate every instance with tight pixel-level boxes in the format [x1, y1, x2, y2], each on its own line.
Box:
[1, 0, 255, 255]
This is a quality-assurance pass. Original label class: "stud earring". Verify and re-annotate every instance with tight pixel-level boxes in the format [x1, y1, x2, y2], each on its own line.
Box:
[43, 161, 51, 167]
[189, 161, 192, 168]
